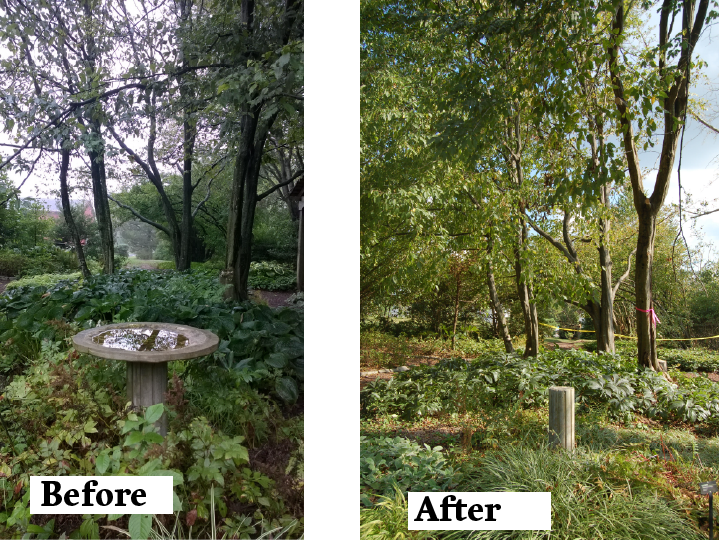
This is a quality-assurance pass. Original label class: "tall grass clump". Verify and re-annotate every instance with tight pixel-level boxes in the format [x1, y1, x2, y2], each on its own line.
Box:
[451, 445, 704, 540]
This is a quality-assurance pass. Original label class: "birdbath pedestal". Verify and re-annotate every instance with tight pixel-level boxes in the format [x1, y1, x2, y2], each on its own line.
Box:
[73, 322, 219, 435]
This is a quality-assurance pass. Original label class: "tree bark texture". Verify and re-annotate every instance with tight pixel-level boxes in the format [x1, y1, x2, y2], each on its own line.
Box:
[609, 0, 709, 369]
[515, 218, 539, 357]
[59, 148, 91, 279]
[635, 207, 659, 369]
[88, 143, 114, 274]
[179, 115, 196, 270]
[487, 266, 514, 354]
[451, 276, 461, 350]
[226, 109, 262, 301]
[177, 0, 197, 271]
[224, 0, 300, 301]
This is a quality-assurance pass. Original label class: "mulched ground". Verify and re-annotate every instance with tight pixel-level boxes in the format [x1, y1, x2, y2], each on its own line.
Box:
[360, 355, 445, 390]
[544, 340, 589, 351]
[683, 372, 719, 383]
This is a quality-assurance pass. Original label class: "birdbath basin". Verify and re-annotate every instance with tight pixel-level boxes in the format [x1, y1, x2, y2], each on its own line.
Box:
[73, 322, 219, 435]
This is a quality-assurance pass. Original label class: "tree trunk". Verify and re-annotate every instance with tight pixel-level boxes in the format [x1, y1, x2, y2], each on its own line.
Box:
[527, 281, 540, 355]
[597, 245, 615, 354]
[584, 300, 605, 351]
[224, 0, 298, 301]
[594, 130, 616, 354]
[486, 233, 514, 354]
[58, 148, 91, 279]
[176, 0, 197, 271]
[80, 1, 113, 273]
[179, 116, 196, 271]
[515, 219, 539, 357]
[226, 110, 260, 301]
[636, 207, 660, 370]
[88, 144, 114, 274]
[451, 276, 460, 350]
[608, 0, 709, 369]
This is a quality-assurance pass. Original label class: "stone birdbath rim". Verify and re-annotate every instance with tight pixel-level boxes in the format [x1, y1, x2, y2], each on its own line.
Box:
[72, 322, 219, 363]
[72, 322, 219, 436]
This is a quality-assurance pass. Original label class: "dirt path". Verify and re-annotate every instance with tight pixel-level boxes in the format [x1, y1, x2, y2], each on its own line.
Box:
[0, 277, 14, 295]
[360, 355, 448, 390]
[543, 339, 590, 351]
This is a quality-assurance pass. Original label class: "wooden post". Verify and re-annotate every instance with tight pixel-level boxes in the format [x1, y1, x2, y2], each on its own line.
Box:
[549, 386, 575, 451]
[127, 361, 168, 435]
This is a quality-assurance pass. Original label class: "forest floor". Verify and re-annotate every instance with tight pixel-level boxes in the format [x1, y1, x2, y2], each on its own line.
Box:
[543, 337, 591, 350]
[359, 338, 592, 389]
[124, 258, 166, 269]
[359, 336, 719, 389]
[0, 277, 12, 295]
[0, 271, 297, 309]
[250, 290, 296, 309]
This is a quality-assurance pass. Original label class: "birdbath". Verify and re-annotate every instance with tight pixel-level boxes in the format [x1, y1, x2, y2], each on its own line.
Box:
[73, 322, 219, 435]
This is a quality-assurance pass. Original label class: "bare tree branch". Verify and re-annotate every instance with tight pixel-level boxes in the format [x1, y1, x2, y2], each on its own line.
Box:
[524, 212, 577, 263]
[107, 194, 170, 236]
[0, 149, 44, 206]
[689, 110, 719, 134]
[613, 248, 637, 297]
[257, 169, 303, 201]
[690, 207, 719, 219]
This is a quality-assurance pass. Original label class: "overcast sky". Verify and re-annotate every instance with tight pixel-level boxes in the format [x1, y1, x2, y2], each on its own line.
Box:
[5, 3, 719, 253]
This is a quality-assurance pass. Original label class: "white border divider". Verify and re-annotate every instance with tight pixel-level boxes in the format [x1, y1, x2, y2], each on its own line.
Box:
[408, 492, 552, 531]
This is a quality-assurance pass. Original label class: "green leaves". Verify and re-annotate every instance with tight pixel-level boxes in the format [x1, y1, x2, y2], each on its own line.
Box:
[128, 513, 152, 540]
[266, 352, 289, 369]
[144, 404, 164, 424]
[96, 452, 110, 475]
[124, 430, 163, 446]
[275, 376, 299, 403]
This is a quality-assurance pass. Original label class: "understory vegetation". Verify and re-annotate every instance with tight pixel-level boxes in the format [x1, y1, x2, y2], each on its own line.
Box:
[361, 0, 719, 537]
[360, 332, 719, 539]
[0, 269, 304, 539]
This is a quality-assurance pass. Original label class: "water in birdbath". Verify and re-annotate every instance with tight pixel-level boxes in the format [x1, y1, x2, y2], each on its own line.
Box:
[91, 328, 190, 352]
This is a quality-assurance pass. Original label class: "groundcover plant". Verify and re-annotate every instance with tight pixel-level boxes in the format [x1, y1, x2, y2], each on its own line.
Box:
[361, 0, 719, 535]
[0, 269, 304, 538]
[360, 332, 719, 539]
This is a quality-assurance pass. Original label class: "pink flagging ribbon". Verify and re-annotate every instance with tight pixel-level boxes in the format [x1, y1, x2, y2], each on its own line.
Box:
[636, 307, 660, 326]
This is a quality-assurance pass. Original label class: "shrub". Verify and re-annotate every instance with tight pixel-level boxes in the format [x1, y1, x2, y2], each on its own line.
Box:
[658, 347, 719, 372]
[4, 272, 82, 291]
[156, 260, 224, 271]
[360, 349, 719, 424]
[451, 446, 705, 540]
[360, 436, 459, 507]
[0, 246, 79, 277]
[0, 269, 304, 407]
[0, 269, 305, 538]
[360, 445, 704, 539]
[360, 489, 437, 540]
[248, 261, 297, 291]
[0, 251, 28, 276]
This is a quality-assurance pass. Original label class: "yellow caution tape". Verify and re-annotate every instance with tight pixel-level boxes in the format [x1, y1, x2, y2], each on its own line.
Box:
[539, 323, 596, 334]
[538, 322, 719, 342]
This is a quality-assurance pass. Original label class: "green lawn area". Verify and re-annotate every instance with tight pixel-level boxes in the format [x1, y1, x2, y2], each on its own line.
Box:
[124, 257, 170, 268]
